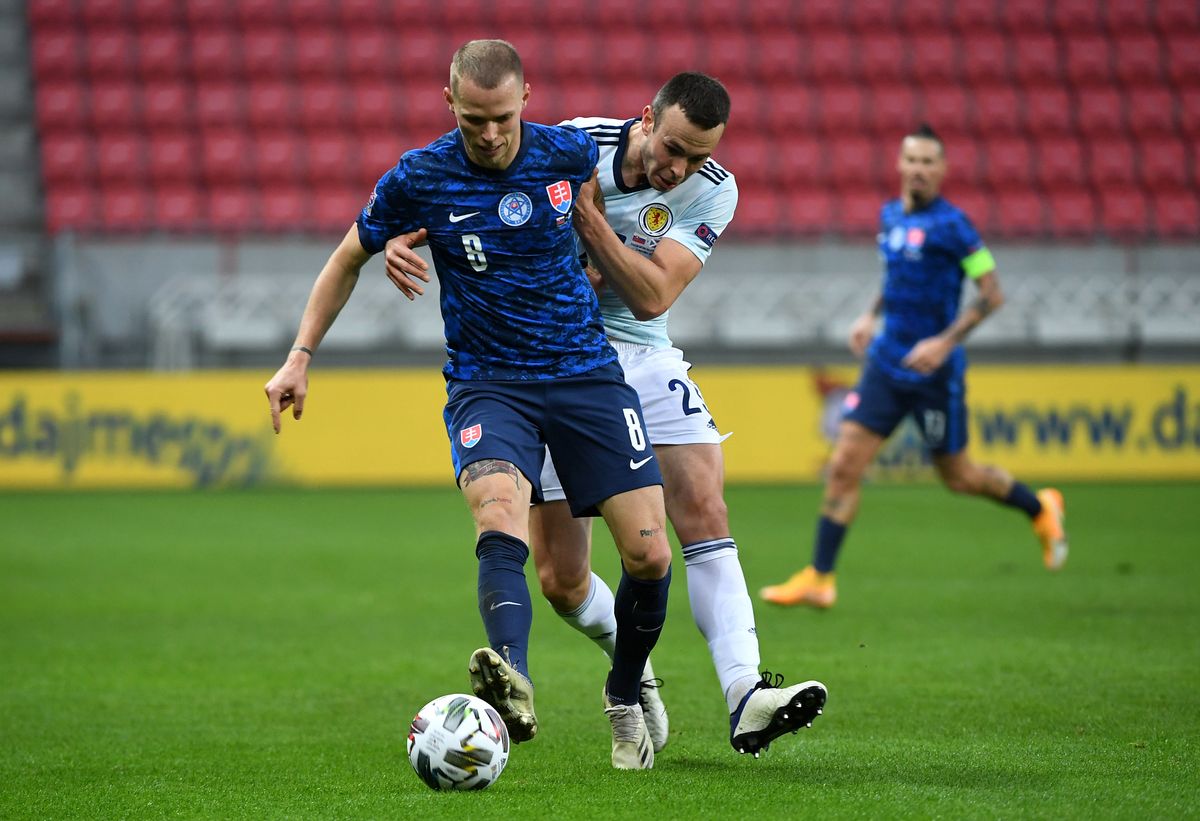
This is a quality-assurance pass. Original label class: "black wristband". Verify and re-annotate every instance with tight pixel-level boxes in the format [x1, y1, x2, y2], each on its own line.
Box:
[291, 345, 314, 357]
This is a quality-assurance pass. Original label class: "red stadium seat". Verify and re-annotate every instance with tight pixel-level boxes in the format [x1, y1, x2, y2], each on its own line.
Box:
[313, 186, 367, 233]
[207, 187, 255, 232]
[152, 186, 205, 232]
[1098, 187, 1149, 238]
[866, 84, 919, 136]
[775, 135, 826, 190]
[147, 132, 199, 183]
[1179, 88, 1200, 137]
[1154, 0, 1200, 32]
[89, 81, 139, 131]
[294, 30, 342, 79]
[1105, 0, 1152, 32]
[355, 133, 406, 185]
[550, 28, 601, 80]
[132, 0, 186, 26]
[298, 81, 345, 131]
[95, 133, 147, 184]
[755, 31, 804, 82]
[1075, 86, 1125, 135]
[201, 130, 253, 186]
[307, 132, 355, 184]
[859, 33, 907, 83]
[85, 29, 137, 78]
[784, 189, 835, 235]
[726, 190, 785, 238]
[1126, 86, 1177, 136]
[1035, 136, 1087, 187]
[651, 32, 701, 77]
[999, 0, 1048, 32]
[763, 85, 816, 135]
[1138, 136, 1190, 190]
[1063, 35, 1114, 85]
[80, 0, 130, 27]
[253, 133, 304, 184]
[815, 84, 866, 133]
[828, 137, 883, 187]
[390, 29, 445, 81]
[27, 0, 76, 26]
[720, 80, 766, 133]
[807, 30, 856, 82]
[795, 0, 845, 30]
[246, 81, 297, 131]
[845, 0, 897, 31]
[287, 0, 338, 25]
[30, 30, 82, 79]
[992, 189, 1045, 237]
[898, 0, 948, 31]
[1152, 191, 1200, 237]
[717, 135, 772, 188]
[910, 34, 960, 83]
[971, 85, 1022, 134]
[695, 0, 745, 32]
[1022, 84, 1073, 135]
[34, 81, 88, 132]
[959, 32, 1010, 84]
[704, 33, 755, 84]
[194, 83, 244, 128]
[242, 28, 293, 78]
[945, 137, 983, 186]
[344, 30, 391, 78]
[836, 188, 887, 237]
[142, 81, 193, 131]
[236, 0, 284, 28]
[1113, 33, 1164, 84]
[136, 29, 189, 78]
[349, 82, 402, 131]
[543, 0, 605, 29]
[45, 186, 98, 233]
[100, 186, 151, 232]
[260, 187, 310, 231]
[1051, 0, 1103, 32]
[594, 31, 652, 82]
[950, 0, 998, 32]
[982, 136, 1034, 188]
[745, 0, 799, 31]
[1045, 188, 1097, 238]
[1086, 137, 1137, 187]
[921, 84, 972, 137]
[184, 0, 233, 28]
[40, 133, 93, 184]
[190, 30, 242, 78]
[1011, 34, 1061, 84]
[1165, 34, 1200, 87]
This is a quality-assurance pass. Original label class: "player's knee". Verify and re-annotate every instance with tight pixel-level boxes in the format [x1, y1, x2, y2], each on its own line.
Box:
[666, 489, 728, 541]
[620, 539, 672, 579]
[826, 454, 864, 492]
[536, 561, 588, 612]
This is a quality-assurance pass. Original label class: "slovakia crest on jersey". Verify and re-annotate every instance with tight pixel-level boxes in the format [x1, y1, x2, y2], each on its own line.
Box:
[460, 424, 482, 448]
[906, 227, 926, 248]
[546, 180, 573, 214]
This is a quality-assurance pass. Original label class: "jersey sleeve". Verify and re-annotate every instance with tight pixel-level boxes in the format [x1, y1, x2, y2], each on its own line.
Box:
[950, 209, 996, 279]
[662, 174, 738, 265]
[355, 160, 419, 255]
[562, 124, 600, 182]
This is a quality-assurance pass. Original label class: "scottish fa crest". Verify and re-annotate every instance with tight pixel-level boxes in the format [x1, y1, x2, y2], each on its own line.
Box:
[638, 203, 672, 236]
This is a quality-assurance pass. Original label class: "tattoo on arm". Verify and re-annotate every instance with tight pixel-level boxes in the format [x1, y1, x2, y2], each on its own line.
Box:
[460, 459, 522, 489]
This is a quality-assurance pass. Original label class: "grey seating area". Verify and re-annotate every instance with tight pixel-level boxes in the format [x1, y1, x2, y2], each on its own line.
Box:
[49, 234, 1200, 371]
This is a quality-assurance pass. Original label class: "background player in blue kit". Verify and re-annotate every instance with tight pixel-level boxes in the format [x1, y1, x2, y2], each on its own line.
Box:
[263, 40, 670, 770]
[761, 125, 1069, 610]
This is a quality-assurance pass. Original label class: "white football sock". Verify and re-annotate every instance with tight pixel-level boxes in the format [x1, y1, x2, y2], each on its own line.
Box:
[682, 539, 763, 712]
[555, 571, 617, 661]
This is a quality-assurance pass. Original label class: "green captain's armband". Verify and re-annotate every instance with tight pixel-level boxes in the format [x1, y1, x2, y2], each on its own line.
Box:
[961, 247, 996, 279]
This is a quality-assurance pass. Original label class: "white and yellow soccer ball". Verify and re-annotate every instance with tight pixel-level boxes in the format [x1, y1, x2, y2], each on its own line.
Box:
[407, 693, 510, 791]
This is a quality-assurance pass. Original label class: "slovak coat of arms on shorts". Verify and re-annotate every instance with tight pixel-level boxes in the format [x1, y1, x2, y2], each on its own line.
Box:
[546, 180, 573, 214]
[460, 424, 482, 448]
[498, 192, 533, 226]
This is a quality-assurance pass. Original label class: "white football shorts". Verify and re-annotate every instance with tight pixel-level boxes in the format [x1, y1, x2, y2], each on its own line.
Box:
[540, 340, 730, 502]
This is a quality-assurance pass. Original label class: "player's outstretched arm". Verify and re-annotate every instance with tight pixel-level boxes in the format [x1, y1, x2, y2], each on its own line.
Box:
[903, 271, 1005, 374]
[848, 295, 883, 358]
[382, 229, 431, 300]
[575, 172, 701, 320]
[264, 225, 372, 433]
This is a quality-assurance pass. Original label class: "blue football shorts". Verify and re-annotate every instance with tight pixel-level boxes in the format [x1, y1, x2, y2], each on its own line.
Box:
[842, 358, 968, 456]
[443, 360, 663, 517]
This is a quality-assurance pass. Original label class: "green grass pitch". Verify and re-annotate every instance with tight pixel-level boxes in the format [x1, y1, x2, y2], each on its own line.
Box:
[2, 483, 1197, 819]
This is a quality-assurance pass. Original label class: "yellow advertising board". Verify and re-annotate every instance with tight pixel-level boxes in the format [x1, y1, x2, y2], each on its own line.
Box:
[1, 364, 1197, 489]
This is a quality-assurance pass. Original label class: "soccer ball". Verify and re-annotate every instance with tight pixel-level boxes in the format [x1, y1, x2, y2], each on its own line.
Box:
[407, 693, 510, 791]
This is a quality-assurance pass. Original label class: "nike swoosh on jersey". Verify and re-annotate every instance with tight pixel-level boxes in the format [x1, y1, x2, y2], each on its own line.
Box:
[449, 211, 480, 223]
[629, 456, 653, 470]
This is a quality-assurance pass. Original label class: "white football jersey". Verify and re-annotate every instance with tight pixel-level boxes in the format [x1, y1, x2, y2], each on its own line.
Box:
[562, 117, 738, 348]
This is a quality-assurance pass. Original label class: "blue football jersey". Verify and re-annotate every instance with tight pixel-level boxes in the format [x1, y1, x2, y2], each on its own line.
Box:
[869, 196, 994, 384]
[356, 122, 613, 381]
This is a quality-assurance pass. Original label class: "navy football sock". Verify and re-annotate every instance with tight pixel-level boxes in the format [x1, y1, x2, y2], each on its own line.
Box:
[1002, 481, 1042, 519]
[606, 564, 671, 706]
[476, 530, 533, 680]
[812, 516, 847, 573]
